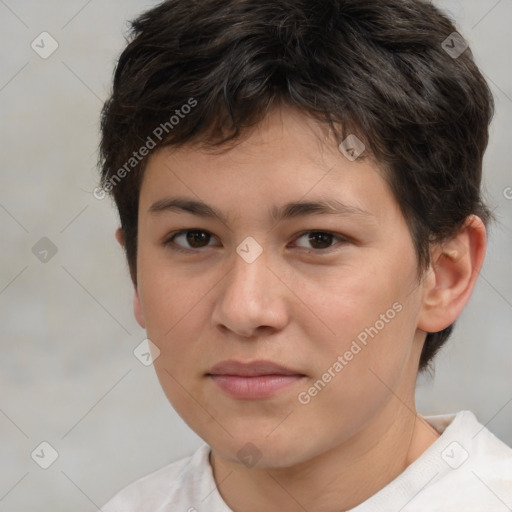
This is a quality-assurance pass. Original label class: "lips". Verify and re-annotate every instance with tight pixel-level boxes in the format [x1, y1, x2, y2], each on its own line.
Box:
[207, 359, 304, 377]
[206, 360, 306, 399]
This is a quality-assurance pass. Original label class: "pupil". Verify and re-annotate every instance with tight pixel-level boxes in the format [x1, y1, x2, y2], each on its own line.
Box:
[309, 232, 332, 249]
[187, 230, 209, 248]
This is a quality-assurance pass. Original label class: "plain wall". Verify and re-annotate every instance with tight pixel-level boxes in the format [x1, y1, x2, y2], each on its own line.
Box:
[0, 0, 511, 510]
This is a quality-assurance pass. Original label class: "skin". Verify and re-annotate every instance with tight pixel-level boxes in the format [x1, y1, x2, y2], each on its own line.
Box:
[116, 105, 486, 512]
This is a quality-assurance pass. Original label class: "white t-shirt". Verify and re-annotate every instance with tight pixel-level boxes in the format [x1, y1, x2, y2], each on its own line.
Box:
[102, 410, 512, 511]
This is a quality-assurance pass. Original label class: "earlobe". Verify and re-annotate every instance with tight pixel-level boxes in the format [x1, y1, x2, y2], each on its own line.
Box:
[133, 287, 146, 329]
[417, 215, 487, 334]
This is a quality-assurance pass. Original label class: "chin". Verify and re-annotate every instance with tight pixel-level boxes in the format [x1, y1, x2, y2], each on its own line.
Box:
[205, 427, 320, 470]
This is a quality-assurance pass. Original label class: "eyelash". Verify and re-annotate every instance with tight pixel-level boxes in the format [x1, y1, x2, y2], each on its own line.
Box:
[163, 229, 349, 254]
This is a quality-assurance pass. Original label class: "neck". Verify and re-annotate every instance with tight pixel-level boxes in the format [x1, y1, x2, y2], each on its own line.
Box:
[210, 400, 440, 512]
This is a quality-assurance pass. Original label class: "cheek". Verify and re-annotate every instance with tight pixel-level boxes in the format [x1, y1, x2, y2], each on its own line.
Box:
[294, 296, 420, 446]
[301, 262, 400, 346]
[136, 267, 210, 400]
[138, 257, 206, 335]
[302, 256, 421, 387]
[139, 267, 211, 418]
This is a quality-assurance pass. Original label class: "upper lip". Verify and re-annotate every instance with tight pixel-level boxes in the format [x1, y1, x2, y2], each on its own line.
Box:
[207, 359, 305, 377]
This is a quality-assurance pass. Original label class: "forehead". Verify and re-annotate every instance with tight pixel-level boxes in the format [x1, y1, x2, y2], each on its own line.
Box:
[139, 106, 400, 225]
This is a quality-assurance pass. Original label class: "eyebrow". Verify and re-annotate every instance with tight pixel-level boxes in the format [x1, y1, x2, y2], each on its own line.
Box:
[148, 197, 373, 224]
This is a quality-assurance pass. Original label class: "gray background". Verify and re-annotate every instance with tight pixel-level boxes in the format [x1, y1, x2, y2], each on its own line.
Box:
[0, 0, 510, 510]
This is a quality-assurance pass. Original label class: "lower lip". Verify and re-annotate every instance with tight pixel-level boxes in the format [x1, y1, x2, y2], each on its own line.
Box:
[209, 374, 305, 399]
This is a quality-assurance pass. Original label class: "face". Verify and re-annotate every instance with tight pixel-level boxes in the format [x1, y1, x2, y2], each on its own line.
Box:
[134, 106, 428, 468]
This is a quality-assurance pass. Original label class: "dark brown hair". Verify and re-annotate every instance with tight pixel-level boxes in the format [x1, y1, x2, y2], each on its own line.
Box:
[99, 0, 494, 371]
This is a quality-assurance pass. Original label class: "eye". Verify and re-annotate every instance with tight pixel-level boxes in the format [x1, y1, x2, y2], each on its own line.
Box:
[164, 229, 219, 252]
[164, 229, 349, 253]
[293, 231, 348, 251]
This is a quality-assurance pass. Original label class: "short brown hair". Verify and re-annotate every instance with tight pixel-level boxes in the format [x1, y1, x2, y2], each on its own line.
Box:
[99, 0, 494, 371]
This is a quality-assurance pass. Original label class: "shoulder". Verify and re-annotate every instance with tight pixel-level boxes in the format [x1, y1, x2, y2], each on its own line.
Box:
[101, 443, 212, 512]
[351, 410, 512, 512]
[417, 410, 512, 510]
[429, 410, 512, 476]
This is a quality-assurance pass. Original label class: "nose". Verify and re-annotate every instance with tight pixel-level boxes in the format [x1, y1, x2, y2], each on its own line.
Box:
[211, 245, 290, 338]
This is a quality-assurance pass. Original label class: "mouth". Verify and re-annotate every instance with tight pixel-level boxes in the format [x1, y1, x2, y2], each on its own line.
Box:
[206, 359, 306, 399]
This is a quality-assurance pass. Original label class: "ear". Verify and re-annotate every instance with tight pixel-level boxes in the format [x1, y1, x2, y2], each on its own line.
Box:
[115, 227, 124, 247]
[417, 215, 487, 334]
[115, 228, 146, 329]
[133, 287, 146, 329]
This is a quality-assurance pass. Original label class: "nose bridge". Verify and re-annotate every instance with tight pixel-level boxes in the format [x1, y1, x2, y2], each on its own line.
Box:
[212, 241, 288, 336]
